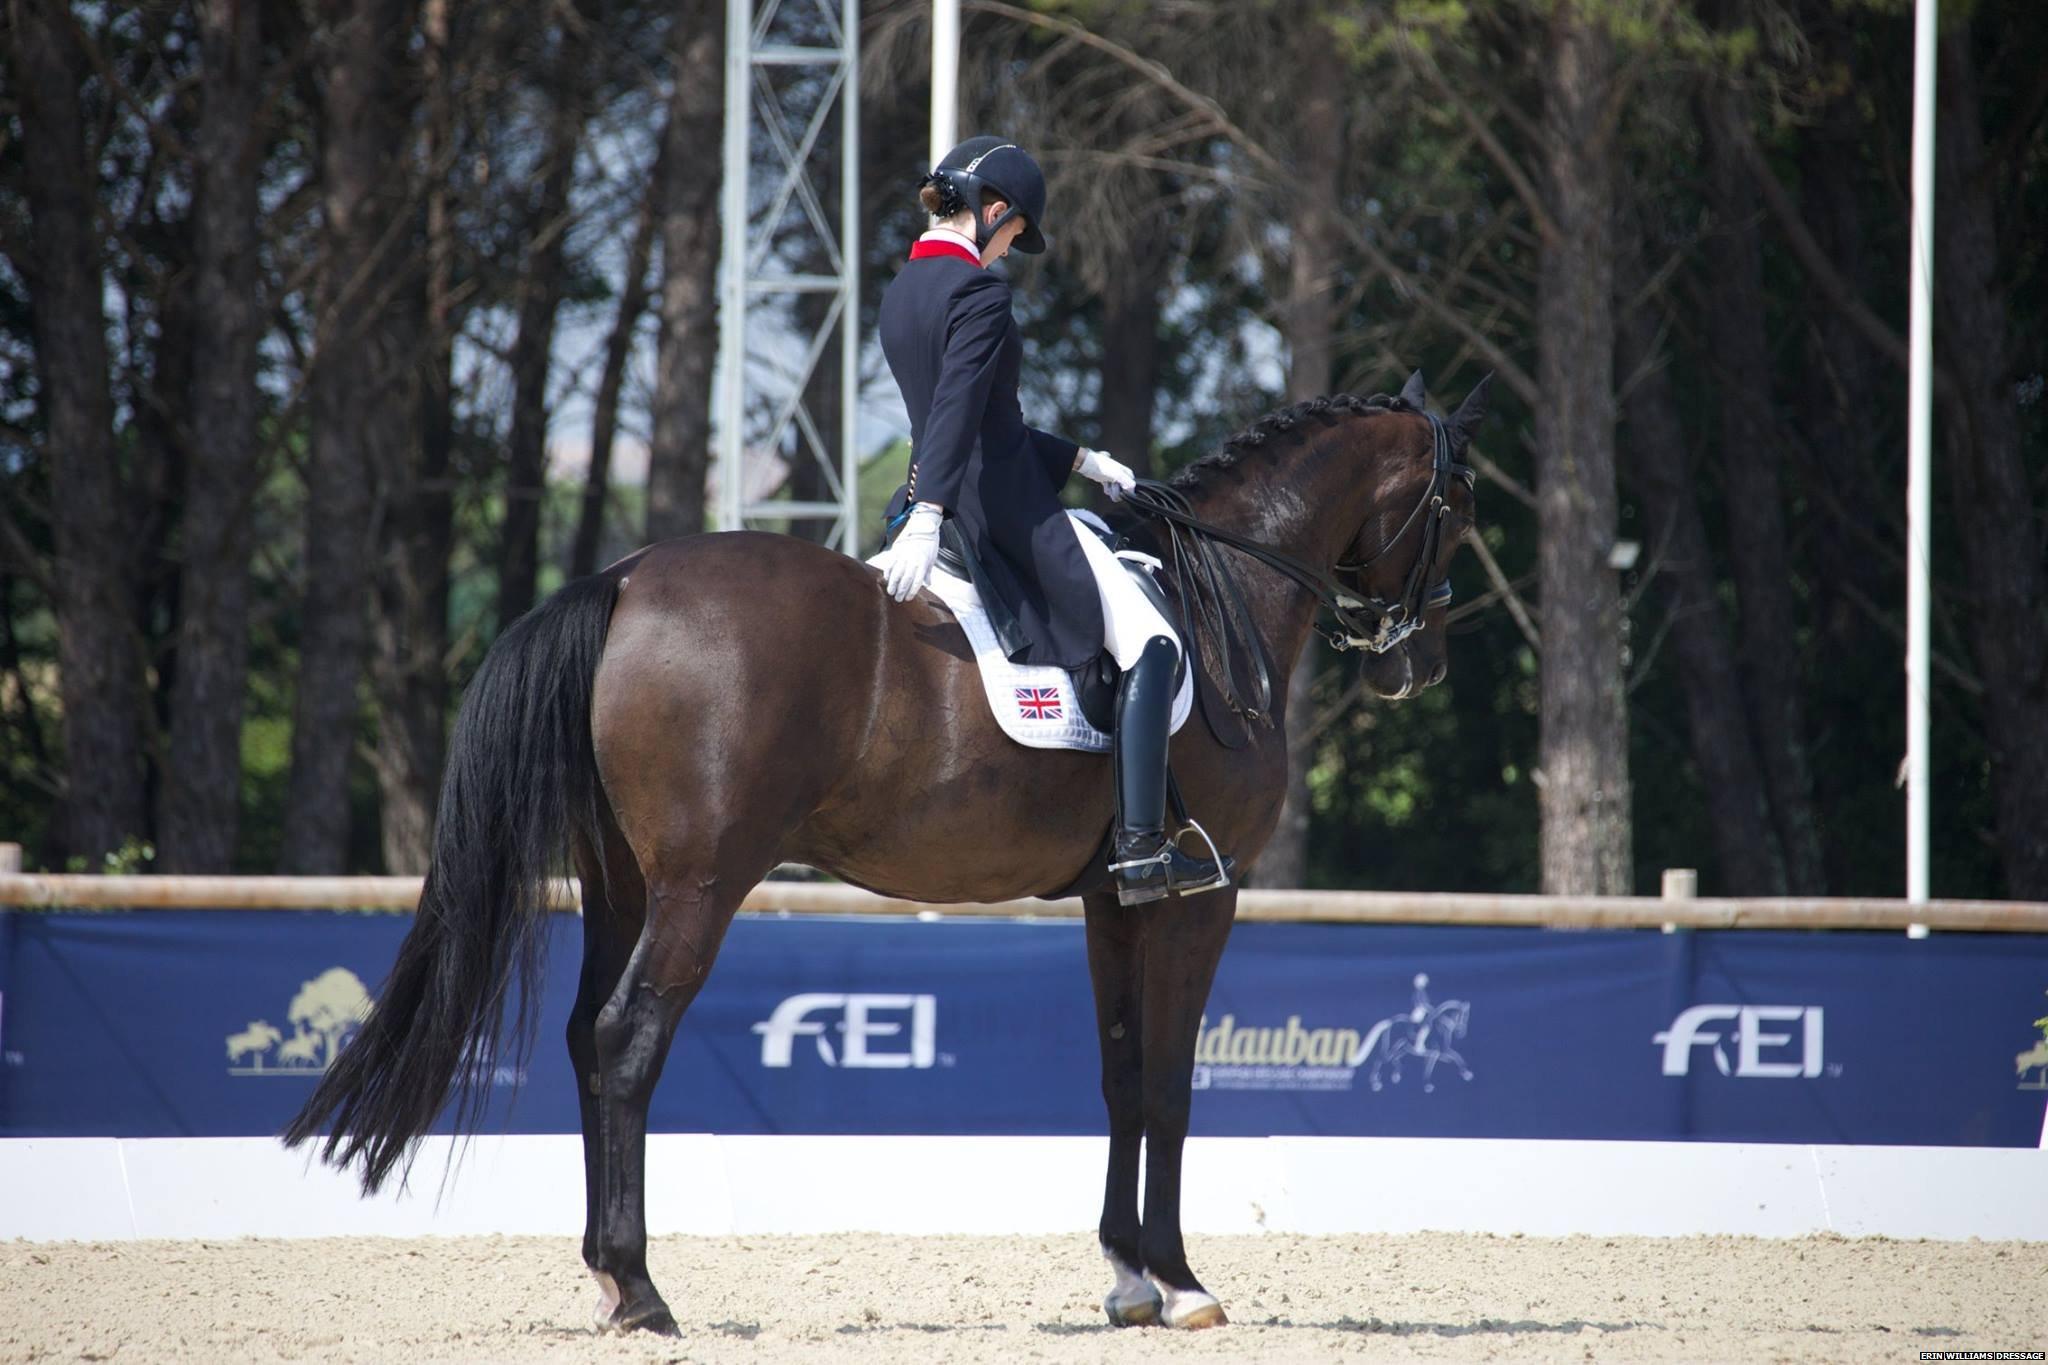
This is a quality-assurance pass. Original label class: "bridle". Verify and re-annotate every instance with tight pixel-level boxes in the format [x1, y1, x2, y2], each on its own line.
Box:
[1119, 407, 1472, 733]
[1328, 410, 1473, 655]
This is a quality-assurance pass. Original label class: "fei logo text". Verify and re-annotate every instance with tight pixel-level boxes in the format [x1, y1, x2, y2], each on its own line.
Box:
[1654, 1004, 1825, 1078]
[752, 993, 937, 1069]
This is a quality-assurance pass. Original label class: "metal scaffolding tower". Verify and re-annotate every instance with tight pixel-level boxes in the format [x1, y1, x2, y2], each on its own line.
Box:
[717, 0, 861, 550]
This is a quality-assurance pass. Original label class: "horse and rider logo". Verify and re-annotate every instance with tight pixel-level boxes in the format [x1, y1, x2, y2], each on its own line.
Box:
[1350, 974, 1475, 1093]
[1191, 972, 1473, 1094]
[224, 967, 372, 1076]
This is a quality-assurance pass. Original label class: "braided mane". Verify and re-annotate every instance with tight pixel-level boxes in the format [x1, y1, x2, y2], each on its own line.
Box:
[1170, 391, 1413, 492]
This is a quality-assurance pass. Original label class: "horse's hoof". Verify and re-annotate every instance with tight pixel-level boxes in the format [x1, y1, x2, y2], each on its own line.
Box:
[1101, 1245, 1161, 1327]
[589, 1270, 621, 1329]
[1158, 1285, 1228, 1330]
[609, 1298, 680, 1336]
[1103, 1285, 1163, 1327]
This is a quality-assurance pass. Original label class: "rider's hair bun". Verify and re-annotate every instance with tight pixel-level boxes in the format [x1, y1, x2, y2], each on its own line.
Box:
[918, 172, 970, 220]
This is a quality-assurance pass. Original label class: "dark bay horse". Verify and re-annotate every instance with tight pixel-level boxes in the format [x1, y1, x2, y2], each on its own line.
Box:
[285, 375, 1485, 1335]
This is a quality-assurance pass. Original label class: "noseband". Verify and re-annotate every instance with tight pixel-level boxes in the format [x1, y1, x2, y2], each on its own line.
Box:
[1327, 412, 1473, 654]
[1119, 408, 1473, 733]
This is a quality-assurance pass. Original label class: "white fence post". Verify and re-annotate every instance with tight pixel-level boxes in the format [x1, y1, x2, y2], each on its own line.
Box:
[1660, 867, 1696, 933]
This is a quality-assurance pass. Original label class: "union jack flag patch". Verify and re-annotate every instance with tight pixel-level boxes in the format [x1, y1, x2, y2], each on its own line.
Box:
[1014, 685, 1063, 720]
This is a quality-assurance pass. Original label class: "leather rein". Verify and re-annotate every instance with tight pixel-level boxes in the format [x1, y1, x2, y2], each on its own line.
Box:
[1118, 408, 1472, 733]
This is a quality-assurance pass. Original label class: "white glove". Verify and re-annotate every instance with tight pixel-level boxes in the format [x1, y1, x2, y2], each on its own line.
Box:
[1075, 447, 1136, 501]
[883, 502, 944, 602]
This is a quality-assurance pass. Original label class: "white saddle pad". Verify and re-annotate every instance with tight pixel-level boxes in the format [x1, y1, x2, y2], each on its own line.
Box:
[867, 526, 1195, 754]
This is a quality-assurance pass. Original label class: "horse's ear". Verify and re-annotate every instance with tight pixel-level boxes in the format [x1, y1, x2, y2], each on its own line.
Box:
[1450, 372, 1492, 446]
[1399, 369, 1428, 410]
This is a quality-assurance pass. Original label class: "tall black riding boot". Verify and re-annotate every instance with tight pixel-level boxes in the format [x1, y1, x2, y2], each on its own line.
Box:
[1108, 636, 1236, 906]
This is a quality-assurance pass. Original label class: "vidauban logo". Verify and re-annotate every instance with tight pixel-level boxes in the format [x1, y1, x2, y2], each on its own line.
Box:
[1192, 973, 1474, 1094]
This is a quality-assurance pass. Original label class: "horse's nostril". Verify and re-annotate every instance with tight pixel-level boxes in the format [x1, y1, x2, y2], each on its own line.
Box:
[1429, 662, 1448, 687]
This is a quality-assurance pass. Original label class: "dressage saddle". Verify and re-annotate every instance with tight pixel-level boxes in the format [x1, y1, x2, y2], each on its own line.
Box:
[899, 513, 1202, 903]
[933, 516, 1184, 733]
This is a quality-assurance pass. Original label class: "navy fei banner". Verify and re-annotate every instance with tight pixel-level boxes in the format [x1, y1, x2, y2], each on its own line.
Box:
[1, 910, 2044, 1146]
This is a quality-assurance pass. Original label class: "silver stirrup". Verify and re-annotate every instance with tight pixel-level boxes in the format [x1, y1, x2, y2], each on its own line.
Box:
[1107, 846, 1174, 874]
[1173, 819, 1231, 896]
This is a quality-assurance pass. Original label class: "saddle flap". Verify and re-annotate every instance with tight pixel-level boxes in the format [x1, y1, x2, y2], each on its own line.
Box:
[1065, 544, 1186, 734]
[867, 512, 1194, 755]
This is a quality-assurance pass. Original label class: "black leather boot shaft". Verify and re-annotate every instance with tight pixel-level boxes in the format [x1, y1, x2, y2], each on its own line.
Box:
[1112, 637, 1179, 836]
[1109, 637, 1233, 904]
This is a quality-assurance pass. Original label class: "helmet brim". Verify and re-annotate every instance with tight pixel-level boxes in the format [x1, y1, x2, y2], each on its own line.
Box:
[1015, 222, 1047, 255]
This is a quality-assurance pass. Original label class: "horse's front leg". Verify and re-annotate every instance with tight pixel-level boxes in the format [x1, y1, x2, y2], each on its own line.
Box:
[1136, 885, 1237, 1329]
[1083, 892, 1157, 1326]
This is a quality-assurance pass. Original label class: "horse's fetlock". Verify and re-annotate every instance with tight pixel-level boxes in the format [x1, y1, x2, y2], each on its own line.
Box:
[1100, 1233, 1144, 1272]
[1139, 1234, 1194, 1286]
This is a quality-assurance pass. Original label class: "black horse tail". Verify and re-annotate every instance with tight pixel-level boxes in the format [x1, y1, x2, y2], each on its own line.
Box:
[282, 572, 621, 1193]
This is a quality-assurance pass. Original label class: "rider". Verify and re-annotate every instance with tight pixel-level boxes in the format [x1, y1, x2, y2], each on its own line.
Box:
[875, 135, 1234, 906]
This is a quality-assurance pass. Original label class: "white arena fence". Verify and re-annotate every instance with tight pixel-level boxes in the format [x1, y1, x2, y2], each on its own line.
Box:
[4, 866, 2047, 931]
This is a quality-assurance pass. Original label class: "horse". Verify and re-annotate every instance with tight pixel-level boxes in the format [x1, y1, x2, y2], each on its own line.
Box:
[226, 1020, 281, 1065]
[284, 373, 1487, 1335]
[1366, 999, 1473, 1093]
[277, 1029, 325, 1068]
[1417, 1000, 1474, 1091]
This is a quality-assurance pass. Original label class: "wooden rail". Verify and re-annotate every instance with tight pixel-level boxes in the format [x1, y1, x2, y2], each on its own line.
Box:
[0, 871, 2043, 931]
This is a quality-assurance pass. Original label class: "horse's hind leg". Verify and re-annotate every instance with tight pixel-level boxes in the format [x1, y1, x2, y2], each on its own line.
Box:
[1136, 886, 1237, 1329]
[568, 826, 644, 1321]
[1083, 891, 1158, 1327]
[589, 844, 772, 1334]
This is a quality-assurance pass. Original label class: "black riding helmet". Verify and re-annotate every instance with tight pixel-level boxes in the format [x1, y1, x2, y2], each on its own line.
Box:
[924, 135, 1048, 255]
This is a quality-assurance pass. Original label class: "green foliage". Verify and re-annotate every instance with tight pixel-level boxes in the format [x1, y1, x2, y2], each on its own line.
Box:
[2, 0, 2041, 899]
[66, 838, 156, 875]
[859, 440, 915, 558]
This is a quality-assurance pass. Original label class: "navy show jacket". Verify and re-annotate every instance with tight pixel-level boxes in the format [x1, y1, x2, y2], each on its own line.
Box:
[879, 245, 1104, 668]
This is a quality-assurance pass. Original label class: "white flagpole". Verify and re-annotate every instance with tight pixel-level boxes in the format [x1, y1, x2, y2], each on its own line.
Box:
[930, 0, 960, 169]
[1905, 0, 1938, 921]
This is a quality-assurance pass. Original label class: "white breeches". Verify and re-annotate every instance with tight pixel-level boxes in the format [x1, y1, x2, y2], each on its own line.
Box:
[1068, 512, 1179, 671]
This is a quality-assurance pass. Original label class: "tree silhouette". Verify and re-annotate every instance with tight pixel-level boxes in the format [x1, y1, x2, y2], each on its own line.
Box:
[287, 969, 373, 1068]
